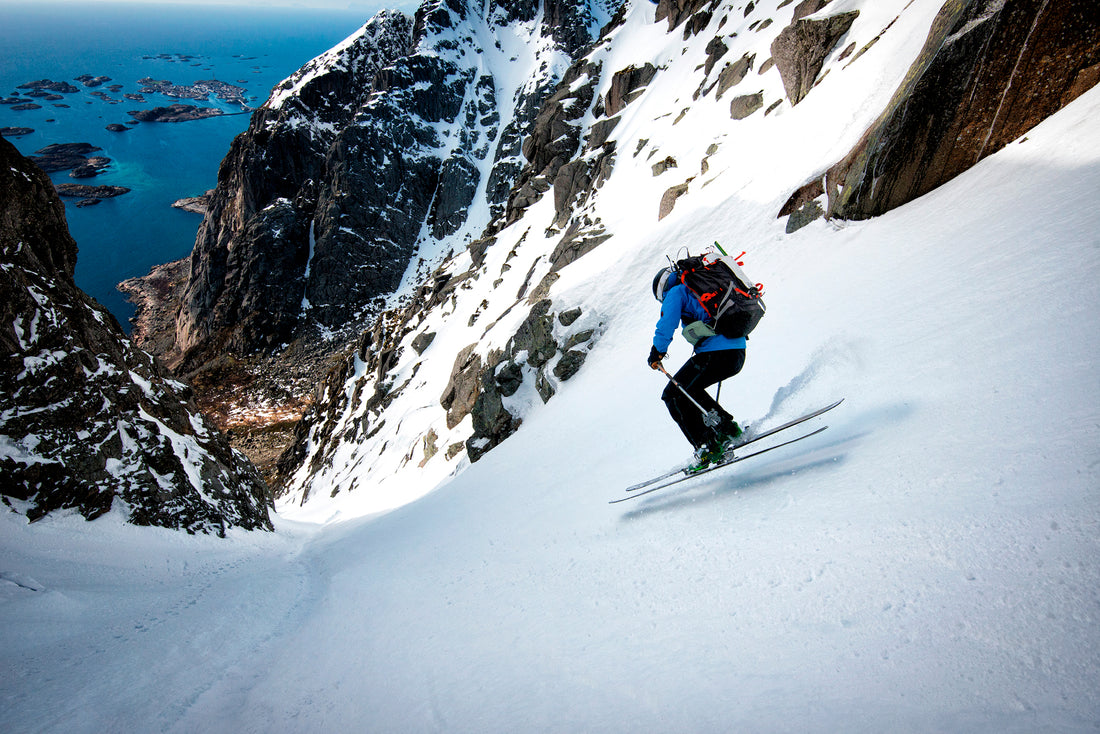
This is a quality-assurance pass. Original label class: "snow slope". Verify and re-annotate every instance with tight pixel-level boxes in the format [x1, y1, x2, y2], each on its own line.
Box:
[3, 0, 1100, 731]
[278, 0, 955, 518]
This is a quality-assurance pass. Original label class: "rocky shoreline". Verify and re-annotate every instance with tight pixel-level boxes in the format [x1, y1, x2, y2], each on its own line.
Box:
[118, 258, 189, 366]
[172, 189, 215, 214]
[120, 259, 338, 484]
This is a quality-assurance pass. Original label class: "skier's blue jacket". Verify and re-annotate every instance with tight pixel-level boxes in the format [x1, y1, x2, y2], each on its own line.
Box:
[653, 283, 747, 355]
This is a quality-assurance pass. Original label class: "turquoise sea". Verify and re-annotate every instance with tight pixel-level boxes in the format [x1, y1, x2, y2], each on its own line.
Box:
[0, 1, 388, 329]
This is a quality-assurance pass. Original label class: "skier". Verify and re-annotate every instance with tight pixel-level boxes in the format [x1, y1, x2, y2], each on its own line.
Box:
[648, 266, 744, 468]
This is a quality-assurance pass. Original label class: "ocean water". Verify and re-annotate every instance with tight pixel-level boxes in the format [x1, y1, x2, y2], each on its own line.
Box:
[0, 1, 389, 329]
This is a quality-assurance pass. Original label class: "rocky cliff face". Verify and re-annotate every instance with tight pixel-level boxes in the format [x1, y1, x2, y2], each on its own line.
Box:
[169, 1, 614, 371]
[0, 138, 271, 535]
[171, 11, 416, 367]
[824, 0, 1100, 220]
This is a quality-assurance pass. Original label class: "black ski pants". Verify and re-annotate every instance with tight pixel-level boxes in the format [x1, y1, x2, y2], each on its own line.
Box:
[662, 349, 745, 450]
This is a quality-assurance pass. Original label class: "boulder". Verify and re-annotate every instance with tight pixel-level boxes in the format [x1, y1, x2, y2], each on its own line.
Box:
[704, 36, 730, 75]
[509, 300, 557, 368]
[658, 181, 692, 220]
[553, 349, 588, 381]
[652, 156, 678, 176]
[715, 53, 756, 99]
[730, 92, 765, 119]
[605, 63, 657, 116]
[440, 343, 482, 429]
[466, 372, 518, 462]
[785, 200, 824, 233]
[792, 0, 830, 22]
[770, 11, 858, 105]
[410, 331, 436, 355]
[654, 0, 713, 32]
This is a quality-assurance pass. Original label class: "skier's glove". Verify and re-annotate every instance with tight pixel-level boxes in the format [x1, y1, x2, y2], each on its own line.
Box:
[648, 346, 665, 370]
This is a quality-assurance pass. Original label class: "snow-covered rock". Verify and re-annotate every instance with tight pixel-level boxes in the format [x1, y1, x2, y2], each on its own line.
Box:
[0, 138, 271, 535]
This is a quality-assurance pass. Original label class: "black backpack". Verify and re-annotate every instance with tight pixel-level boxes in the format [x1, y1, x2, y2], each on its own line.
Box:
[675, 250, 765, 339]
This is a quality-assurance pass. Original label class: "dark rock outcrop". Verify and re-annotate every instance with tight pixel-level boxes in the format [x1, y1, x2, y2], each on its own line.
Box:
[505, 58, 602, 227]
[0, 138, 271, 534]
[826, 0, 1100, 220]
[730, 91, 765, 119]
[654, 0, 716, 32]
[462, 300, 601, 462]
[172, 11, 417, 367]
[605, 63, 657, 116]
[770, 10, 858, 105]
[715, 53, 756, 99]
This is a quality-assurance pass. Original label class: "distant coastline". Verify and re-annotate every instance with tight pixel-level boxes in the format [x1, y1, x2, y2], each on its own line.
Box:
[0, 0, 372, 327]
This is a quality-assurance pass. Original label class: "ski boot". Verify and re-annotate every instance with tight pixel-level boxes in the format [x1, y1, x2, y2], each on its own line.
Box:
[689, 424, 742, 473]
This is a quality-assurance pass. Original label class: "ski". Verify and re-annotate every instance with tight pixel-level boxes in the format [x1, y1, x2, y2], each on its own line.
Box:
[610, 425, 829, 504]
[624, 398, 844, 492]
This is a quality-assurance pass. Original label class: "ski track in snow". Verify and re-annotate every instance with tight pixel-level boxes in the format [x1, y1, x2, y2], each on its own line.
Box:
[3, 0, 1100, 731]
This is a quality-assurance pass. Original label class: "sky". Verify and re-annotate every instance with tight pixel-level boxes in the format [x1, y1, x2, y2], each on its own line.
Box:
[0, 0, 423, 11]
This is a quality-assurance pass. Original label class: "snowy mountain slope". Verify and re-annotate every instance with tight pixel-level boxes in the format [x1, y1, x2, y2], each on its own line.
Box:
[3, 25, 1099, 734]
[276, 0, 952, 517]
[3, 0, 1100, 729]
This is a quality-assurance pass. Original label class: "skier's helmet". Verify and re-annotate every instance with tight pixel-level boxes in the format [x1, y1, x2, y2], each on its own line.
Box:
[652, 267, 674, 302]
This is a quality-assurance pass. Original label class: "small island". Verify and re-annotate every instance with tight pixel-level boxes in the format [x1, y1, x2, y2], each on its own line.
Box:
[55, 183, 131, 199]
[75, 74, 112, 88]
[137, 77, 248, 107]
[71, 157, 113, 178]
[17, 79, 80, 94]
[128, 103, 225, 122]
[28, 143, 104, 172]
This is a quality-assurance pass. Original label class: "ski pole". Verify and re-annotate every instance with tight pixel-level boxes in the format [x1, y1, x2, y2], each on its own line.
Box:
[656, 363, 722, 428]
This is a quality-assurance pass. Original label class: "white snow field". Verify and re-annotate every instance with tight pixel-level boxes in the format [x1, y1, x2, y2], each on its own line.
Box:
[3, 0, 1099, 731]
